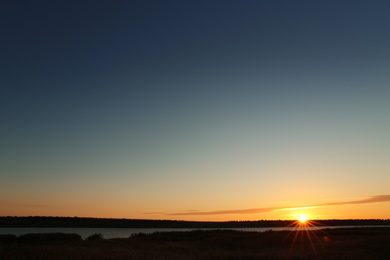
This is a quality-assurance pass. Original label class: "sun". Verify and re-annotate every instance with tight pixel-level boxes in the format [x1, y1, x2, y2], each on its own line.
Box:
[297, 214, 308, 224]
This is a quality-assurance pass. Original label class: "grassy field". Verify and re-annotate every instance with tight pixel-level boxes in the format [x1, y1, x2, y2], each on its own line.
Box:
[1, 227, 389, 259]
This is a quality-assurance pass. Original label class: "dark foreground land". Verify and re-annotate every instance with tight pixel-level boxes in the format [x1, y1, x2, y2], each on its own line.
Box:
[1, 227, 390, 259]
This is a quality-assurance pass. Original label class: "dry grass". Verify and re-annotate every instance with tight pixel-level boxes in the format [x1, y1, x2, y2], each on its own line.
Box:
[0, 228, 389, 259]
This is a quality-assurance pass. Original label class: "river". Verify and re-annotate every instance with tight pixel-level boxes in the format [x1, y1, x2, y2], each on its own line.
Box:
[1, 226, 388, 239]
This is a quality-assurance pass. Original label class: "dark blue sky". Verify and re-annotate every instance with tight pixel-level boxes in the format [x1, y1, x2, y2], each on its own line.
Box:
[1, 1, 390, 219]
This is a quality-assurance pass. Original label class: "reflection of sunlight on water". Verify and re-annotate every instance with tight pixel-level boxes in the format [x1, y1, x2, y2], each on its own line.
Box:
[284, 219, 329, 258]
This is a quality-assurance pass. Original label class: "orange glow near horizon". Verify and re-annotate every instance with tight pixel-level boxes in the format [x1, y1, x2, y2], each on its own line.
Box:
[1, 195, 390, 221]
[298, 214, 308, 224]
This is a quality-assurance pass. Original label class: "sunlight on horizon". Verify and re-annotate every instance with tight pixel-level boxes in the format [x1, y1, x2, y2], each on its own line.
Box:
[298, 214, 308, 224]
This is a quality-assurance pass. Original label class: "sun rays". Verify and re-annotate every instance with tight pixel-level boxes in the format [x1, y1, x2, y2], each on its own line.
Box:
[282, 217, 330, 258]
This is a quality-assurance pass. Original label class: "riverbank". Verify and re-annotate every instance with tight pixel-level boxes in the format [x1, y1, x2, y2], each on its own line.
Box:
[1, 227, 389, 259]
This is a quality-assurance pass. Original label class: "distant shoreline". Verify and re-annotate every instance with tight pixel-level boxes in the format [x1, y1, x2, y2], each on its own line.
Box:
[1, 216, 389, 228]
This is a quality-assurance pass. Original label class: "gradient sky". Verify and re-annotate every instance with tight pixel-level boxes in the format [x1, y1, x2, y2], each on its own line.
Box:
[1, 0, 390, 221]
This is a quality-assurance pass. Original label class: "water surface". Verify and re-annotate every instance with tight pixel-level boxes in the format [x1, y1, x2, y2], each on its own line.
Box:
[1, 226, 388, 239]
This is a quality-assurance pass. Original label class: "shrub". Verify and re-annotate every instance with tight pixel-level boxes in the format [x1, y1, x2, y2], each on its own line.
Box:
[130, 232, 147, 239]
[86, 233, 104, 241]
[0, 234, 18, 244]
[18, 233, 82, 244]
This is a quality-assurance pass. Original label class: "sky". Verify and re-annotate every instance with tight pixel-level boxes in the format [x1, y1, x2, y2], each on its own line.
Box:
[1, 0, 390, 221]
